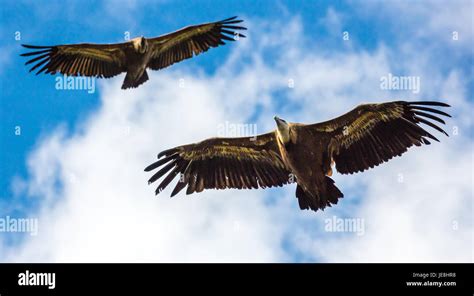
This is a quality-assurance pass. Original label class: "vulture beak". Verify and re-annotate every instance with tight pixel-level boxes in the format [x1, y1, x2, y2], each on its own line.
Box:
[274, 116, 290, 144]
[274, 116, 287, 127]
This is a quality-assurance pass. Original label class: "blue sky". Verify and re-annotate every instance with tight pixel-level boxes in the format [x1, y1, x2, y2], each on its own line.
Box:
[0, 0, 472, 262]
[1, 0, 375, 209]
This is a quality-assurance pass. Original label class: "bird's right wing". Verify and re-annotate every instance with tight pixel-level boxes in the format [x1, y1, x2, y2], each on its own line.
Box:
[21, 42, 130, 77]
[305, 101, 451, 175]
[147, 16, 246, 71]
[144, 132, 292, 196]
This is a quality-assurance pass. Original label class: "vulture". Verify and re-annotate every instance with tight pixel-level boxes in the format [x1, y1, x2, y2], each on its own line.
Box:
[145, 101, 451, 212]
[20, 17, 246, 89]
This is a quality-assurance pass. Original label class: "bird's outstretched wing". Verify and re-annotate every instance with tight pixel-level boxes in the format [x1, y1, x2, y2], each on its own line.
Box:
[20, 42, 130, 77]
[144, 132, 292, 196]
[147, 16, 246, 71]
[306, 101, 451, 174]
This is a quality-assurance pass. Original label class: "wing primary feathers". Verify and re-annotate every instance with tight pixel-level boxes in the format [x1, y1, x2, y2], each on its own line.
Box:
[219, 34, 236, 42]
[219, 19, 244, 25]
[170, 176, 188, 197]
[170, 161, 192, 197]
[146, 133, 290, 195]
[144, 153, 178, 172]
[218, 16, 238, 22]
[409, 106, 451, 117]
[221, 25, 247, 31]
[156, 161, 187, 195]
[147, 161, 177, 184]
[24, 53, 50, 65]
[325, 100, 450, 175]
[407, 101, 451, 107]
[21, 43, 125, 78]
[21, 44, 52, 49]
[157, 148, 180, 158]
[21, 49, 51, 57]
[412, 111, 446, 124]
[147, 17, 246, 71]
[413, 116, 449, 136]
[186, 165, 197, 195]
[221, 30, 246, 38]
[220, 29, 239, 36]
[28, 57, 49, 73]
[36, 61, 51, 75]
[45, 56, 65, 74]
[400, 117, 440, 142]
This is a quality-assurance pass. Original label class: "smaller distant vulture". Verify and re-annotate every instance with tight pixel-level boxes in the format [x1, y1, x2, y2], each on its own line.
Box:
[145, 101, 451, 212]
[20, 17, 246, 89]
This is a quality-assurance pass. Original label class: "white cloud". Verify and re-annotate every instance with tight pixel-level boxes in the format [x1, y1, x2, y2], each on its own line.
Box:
[319, 7, 345, 36]
[2, 8, 472, 262]
[353, 0, 473, 50]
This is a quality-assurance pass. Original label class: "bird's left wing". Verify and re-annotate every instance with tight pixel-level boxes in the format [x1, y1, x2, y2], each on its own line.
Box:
[306, 101, 451, 174]
[147, 16, 246, 71]
[144, 132, 292, 196]
[21, 42, 130, 77]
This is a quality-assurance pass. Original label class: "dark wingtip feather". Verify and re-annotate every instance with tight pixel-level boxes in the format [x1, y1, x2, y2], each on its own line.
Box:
[409, 106, 452, 118]
[154, 187, 164, 195]
[413, 111, 446, 124]
[222, 25, 247, 30]
[217, 16, 243, 24]
[144, 162, 157, 172]
[220, 16, 238, 22]
[24, 53, 50, 65]
[157, 148, 179, 158]
[408, 101, 451, 108]
[155, 163, 186, 194]
[414, 116, 449, 137]
[144, 153, 178, 172]
[170, 182, 186, 197]
[20, 49, 52, 57]
[21, 44, 52, 49]
[220, 16, 244, 25]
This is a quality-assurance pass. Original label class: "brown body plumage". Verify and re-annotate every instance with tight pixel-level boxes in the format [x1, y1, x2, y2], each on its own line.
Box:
[20, 17, 246, 89]
[145, 101, 451, 212]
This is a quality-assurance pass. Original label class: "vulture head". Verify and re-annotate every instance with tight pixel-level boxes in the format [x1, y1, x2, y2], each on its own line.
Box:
[132, 36, 148, 54]
[274, 116, 290, 144]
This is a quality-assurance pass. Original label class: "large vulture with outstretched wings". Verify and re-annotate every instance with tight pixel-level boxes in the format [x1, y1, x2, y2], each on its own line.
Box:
[20, 17, 246, 89]
[145, 101, 451, 212]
